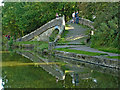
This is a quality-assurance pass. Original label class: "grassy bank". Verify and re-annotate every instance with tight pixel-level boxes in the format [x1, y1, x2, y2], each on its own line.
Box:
[55, 48, 108, 56]
[14, 41, 45, 45]
[97, 47, 120, 54]
[106, 56, 120, 59]
[14, 41, 48, 50]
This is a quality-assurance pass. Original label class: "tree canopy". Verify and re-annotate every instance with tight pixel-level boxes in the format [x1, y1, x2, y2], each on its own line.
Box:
[2, 2, 77, 38]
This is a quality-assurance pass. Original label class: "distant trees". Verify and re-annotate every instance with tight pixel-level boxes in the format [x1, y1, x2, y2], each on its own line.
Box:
[2, 2, 76, 38]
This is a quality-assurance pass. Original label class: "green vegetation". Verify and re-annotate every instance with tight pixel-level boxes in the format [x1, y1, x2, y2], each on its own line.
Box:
[106, 56, 120, 59]
[65, 24, 71, 27]
[61, 65, 70, 71]
[2, 2, 119, 50]
[90, 3, 119, 49]
[8, 38, 13, 47]
[2, 2, 77, 40]
[55, 48, 108, 56]
[57, 38, 69, 44]
[49, 29, 59, 42]
[14, 41, 45, 45]
[61, 30, 69, 38]
[57, 27, 69, 44]
[14, 41, 48, 50]
[37, 43, 48, 50]
[64, 73, 73, 88]
[97, 47, 120, 54]
[57, 43, 84, 45]
[91, 71, 119, 88]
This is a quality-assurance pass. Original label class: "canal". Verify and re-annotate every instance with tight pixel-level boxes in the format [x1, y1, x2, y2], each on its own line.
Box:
[1, 48, 120, 88]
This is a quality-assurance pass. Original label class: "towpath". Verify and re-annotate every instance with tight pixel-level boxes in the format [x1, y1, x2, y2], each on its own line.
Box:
[55, 22, 119, 57]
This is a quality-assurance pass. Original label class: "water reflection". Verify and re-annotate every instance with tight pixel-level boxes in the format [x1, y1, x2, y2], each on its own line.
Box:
[2, 48, 120, 88]
[2, 62, 61, 67]
[16, 51, 65, 80]
[55, 55, 119, 77]
[0, 77, 4, 89]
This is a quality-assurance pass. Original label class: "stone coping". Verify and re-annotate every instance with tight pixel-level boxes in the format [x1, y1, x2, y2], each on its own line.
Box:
[54, 50, 120, 69]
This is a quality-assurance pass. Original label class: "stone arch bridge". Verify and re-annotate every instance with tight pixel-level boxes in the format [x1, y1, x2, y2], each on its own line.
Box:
[16, 16, 65, 42]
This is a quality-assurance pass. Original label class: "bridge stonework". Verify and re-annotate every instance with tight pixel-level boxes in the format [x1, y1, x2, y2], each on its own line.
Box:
[79, 18, 94, 29]
[32, 27, 54, 41]
[16, 16, 65, 42]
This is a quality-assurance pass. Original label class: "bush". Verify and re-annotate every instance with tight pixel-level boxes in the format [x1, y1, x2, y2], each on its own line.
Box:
[91, 3, 118, 49]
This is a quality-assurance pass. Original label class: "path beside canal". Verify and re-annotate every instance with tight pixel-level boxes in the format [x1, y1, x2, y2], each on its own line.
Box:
[55, 23, 119, 57]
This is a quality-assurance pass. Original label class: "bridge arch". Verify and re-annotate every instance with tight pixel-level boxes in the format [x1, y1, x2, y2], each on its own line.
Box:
[16, 16, 65, 42]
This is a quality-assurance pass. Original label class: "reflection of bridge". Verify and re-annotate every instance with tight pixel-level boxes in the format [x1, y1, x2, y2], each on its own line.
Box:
[16, 16, 65, 42]
[55, 55, 119, 77]
[16, 51, 64, 80]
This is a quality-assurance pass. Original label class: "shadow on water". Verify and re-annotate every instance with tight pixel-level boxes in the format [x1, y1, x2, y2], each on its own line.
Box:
[1, 47, 120, 88]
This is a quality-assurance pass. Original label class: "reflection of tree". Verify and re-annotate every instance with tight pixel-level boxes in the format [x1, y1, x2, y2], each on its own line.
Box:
[64, 73, 72, 88]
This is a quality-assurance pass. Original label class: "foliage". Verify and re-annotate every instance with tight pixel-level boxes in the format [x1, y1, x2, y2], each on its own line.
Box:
[14, 41, 44, 45]
[61, 65, 70, 72]
[75, 2, 119, 49]
[49, 29, 59, 42]
[2, 2, 77, 39]
[97, 47, 120, 54]
[8, 37, 13, 47]
[90, 3, 119, 49]
[2, 2, 119, 50]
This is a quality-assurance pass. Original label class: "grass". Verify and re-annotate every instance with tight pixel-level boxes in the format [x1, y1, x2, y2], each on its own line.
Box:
[106, 56, 120, 59]
[55, 48, 108, 56]
[61, 29, 69, 38]
[57, 43, 85, 45]
[57, 38, 69, 44]
[13, 41, 48, 50]
[57, 26, 69, 44]
[65, 24, 71, 27]
[97, 47, 120, 54]
[14, 41, 44, 45]
[37, 43, 48, 50]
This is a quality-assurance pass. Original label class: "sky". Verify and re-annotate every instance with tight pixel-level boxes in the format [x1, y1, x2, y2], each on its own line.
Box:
[0, 0, 3, 6]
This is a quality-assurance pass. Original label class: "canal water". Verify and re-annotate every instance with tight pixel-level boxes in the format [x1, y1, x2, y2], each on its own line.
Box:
[1, 48, 120, 88]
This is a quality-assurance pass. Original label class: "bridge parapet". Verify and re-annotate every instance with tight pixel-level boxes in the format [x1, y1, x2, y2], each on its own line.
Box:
[16, 16, 64, 42]
[79, 18, 94, 29]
